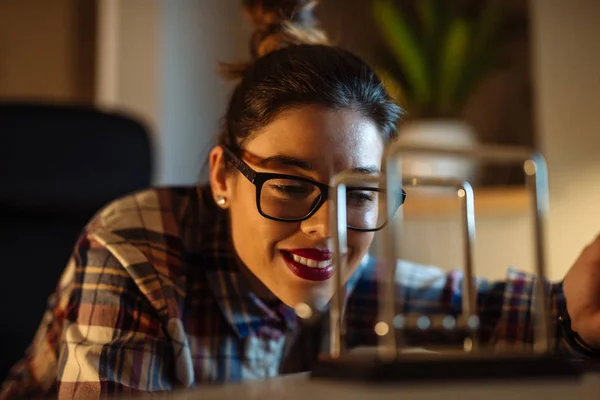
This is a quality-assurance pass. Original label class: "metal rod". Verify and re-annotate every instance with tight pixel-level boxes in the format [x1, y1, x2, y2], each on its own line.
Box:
[460, 181, 478, 351]
[378, 160, 399, 359]
[526, 155, 553, 353]
[380, 173, 478, 358]
[388, 143, 537, 164]
[329, 173, 382, 358]
[329, 183, 347, 358]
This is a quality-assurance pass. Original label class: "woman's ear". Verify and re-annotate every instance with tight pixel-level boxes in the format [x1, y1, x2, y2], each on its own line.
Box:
[209, 146, 233, 208]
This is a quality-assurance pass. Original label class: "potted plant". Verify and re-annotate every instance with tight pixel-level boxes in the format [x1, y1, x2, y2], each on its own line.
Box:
[372, 0, 505, 184]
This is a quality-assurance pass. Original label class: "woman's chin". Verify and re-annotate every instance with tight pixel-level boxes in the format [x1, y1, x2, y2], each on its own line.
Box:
[272, 255, 360, 310]
[276, 287, 332, 311]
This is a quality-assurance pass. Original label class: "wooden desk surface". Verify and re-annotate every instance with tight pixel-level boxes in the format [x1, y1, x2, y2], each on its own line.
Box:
[127, 372, 600, 400]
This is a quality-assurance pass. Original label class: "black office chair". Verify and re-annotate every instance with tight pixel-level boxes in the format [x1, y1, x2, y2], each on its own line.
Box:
[0, 102, 153, 381]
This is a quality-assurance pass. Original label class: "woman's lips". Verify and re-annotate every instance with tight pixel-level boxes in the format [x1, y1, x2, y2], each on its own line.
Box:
[281, 248, 334, 282]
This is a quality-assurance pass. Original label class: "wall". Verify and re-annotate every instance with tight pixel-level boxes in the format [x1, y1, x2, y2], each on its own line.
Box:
[95, 0, 248, 185]
[0, 0, 96, 102]
[95, 0, 162, 180]
[114, 0, 162, 134]
[530, 0, 600, 279]
[159, 0, 248, 184]
[372, 192, 535, 281]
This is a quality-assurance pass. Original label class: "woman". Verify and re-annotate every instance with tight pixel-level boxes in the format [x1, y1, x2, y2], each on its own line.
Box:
[2, 0, 599, 399]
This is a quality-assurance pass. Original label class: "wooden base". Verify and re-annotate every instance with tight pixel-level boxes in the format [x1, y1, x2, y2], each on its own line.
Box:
[311, 353, 581, 383]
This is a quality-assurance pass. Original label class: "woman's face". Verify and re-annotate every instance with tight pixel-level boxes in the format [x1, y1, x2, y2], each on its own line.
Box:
[210, 105, 384, 308]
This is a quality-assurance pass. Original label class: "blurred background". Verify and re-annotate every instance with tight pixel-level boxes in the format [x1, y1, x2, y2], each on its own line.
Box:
[0, 0, 599, 378]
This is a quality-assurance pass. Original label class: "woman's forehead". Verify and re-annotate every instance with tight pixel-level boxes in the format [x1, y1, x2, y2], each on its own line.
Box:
[244, 106, 384, 171]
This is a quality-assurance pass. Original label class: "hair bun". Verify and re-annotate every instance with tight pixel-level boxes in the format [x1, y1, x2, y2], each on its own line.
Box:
[220, 0, 329, 80]
[244, 0, 318, 32]
[245, 0, 328, 58]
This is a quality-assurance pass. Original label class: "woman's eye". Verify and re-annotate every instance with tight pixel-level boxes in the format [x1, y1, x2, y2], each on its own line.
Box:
[348, 192, 375, 205]
[271, 184, 309, 196]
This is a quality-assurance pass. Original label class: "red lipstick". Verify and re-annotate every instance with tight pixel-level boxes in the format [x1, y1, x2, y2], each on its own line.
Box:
[281, 248, 334, 282]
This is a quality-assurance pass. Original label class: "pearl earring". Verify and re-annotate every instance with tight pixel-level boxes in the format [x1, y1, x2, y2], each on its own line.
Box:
[215, 195, 227, 207]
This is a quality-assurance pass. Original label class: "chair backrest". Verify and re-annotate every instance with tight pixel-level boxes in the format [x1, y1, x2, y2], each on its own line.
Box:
[0, 102, 153, 381]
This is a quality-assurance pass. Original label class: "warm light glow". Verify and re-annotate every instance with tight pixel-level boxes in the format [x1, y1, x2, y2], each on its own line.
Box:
[523, 160, 537, 175]
[294, 303, 312, 320]
[464, 337, 473, 352]
[374, 321, 390, 336]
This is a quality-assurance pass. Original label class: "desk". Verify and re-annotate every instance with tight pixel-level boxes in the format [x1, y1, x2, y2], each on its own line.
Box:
[133, 372, 600, 400]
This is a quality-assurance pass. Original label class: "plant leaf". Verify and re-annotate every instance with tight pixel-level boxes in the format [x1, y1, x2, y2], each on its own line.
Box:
[455, 1, 504, 104]
[415, 0, 437, 108]
[416, 0, 436, 42]
[372, 0, 431, 105]
[438, 18, 470, 113]
[472, 0, 503, 57]
[429, 0, 454, 114]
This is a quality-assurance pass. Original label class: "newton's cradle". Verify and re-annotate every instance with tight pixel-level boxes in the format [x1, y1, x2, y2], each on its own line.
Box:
[305, 143, 584, 382]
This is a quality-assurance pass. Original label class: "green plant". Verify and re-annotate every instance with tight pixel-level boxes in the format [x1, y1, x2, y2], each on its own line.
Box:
[373, 0, 504, 119]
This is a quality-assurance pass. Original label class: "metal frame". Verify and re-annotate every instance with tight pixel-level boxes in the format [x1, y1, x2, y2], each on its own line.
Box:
[328, 143, 553, 361]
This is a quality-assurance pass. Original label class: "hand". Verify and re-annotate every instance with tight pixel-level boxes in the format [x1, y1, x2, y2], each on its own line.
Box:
[562, 233, 600, 349]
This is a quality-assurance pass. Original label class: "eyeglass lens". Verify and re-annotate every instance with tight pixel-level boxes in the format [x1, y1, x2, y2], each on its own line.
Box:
[259, 177, 390, 230]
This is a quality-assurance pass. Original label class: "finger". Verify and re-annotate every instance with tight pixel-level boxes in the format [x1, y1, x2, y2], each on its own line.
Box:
[580, 233, 600, 260]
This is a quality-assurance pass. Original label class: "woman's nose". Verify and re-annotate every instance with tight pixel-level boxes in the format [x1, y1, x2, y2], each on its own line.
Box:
[300, 200, 332, 238]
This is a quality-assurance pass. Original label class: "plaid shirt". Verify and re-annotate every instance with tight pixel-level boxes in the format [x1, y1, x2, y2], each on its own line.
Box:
[0, 185, 588, 399]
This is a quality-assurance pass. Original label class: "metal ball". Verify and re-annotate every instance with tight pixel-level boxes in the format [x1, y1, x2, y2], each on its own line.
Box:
[467, 315, 480, 330]
[393, 314, 405, 329]
[416, 316, 431, 330]
[442, 316, 456, 330]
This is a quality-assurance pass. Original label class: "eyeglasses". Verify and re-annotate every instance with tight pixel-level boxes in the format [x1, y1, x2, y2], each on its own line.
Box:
[222, 146, 406, 232]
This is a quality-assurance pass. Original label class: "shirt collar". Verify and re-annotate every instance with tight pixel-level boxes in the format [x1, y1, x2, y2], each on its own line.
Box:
[189, 188, 296, 338]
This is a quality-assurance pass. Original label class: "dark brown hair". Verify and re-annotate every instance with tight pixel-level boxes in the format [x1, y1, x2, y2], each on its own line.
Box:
[217, 0, 403, 150]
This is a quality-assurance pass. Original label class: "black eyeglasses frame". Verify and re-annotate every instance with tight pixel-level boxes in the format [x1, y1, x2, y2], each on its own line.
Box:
[221, 146, 406, 232]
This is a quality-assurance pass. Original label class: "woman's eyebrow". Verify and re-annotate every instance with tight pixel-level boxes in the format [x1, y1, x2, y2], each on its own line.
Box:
[257, 154, 379, 175]
[351, 166, 380, 175]
[257, 155, 313, 170]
